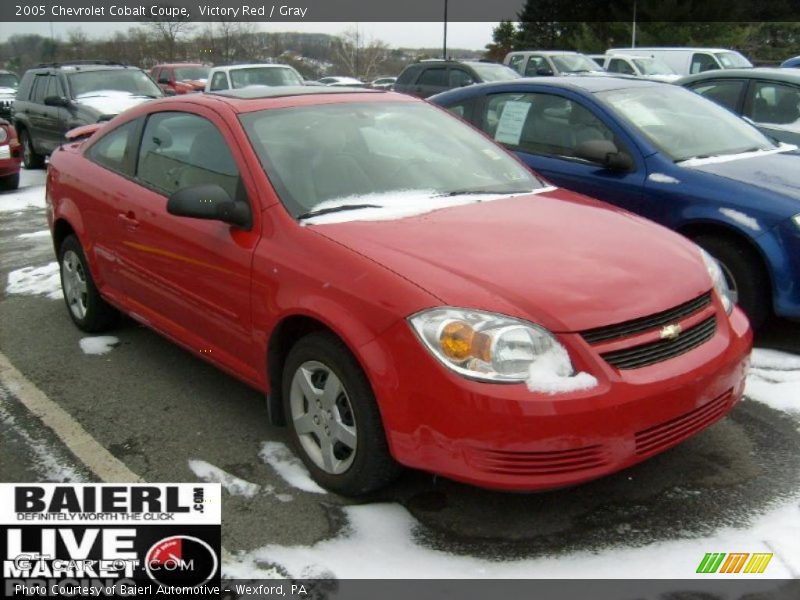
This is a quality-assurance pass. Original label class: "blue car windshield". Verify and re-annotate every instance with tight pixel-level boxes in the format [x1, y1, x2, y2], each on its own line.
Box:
[598, 85, 776, 162]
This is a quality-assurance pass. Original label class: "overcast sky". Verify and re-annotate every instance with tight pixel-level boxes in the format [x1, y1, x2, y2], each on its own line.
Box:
[2, 21, 498, 50]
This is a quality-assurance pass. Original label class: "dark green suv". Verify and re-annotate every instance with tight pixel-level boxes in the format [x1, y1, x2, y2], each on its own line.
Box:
[393, 60, 520, 98]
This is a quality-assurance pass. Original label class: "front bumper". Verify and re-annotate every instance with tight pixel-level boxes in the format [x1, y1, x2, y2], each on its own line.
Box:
[360, 305, 752, 491]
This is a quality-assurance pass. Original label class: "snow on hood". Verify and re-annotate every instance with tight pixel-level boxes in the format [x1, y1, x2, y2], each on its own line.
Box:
[74, 90, 152, 115]
[0, 87, 16, 95]
[678, 143, 798, 167]
[310, 189, 713, 332]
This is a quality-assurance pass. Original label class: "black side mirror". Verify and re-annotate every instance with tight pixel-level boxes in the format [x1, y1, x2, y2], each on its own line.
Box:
[163, 88, 177, 96]
[167, 184, 251, 228]
[44, 95, 69, 107]
[576, 140, 633, 171]
[536, 67, 554, 76]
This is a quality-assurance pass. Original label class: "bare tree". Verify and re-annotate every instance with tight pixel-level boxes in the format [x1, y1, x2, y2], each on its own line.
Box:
[332, 28, 388, 80]
[142, 6, 193, 61]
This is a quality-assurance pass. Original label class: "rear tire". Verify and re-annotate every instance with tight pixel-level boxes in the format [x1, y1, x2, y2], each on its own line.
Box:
[58, 234, 119, 332]
[19, 128, 45, 169]
[0, 172, 19, 191]
[282, 331, 401, 496]
[694, 234, 770, 330]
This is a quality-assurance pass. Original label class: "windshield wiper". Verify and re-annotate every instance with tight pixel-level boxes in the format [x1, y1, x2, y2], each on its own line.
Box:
[433, 189, 533, 197]
[296, 204, 382, 220]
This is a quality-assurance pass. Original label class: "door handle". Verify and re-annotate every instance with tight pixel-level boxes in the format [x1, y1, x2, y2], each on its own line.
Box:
[117, 211, 140, 228]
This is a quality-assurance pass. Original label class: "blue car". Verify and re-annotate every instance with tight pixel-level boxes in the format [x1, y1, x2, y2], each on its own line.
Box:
[430, 77, 800, 329]
[782, 56, 800, 68]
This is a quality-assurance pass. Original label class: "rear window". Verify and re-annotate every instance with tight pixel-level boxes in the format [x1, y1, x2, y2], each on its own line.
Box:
[396, 65, 423, 85]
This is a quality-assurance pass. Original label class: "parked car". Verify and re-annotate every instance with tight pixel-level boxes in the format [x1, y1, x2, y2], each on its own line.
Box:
[0, 70, 19, 119]
[678, 68, 800, 145]
[606, 48, 752, 76]
[317, 76, 367, 87]
[47, 85, 751, 495]
[12, 61, 162, 169]
[0, 119, 21, 190]
[602, 54, 680, 82]
[368, 76, 397, 90]
[151, 63, 209, 95]
[205, 64, 304, 92]
[431, 77, 800, 328]
[781, 56, 800, 68]
[394, 60, 519, 98]
[504, 51, 606, 77]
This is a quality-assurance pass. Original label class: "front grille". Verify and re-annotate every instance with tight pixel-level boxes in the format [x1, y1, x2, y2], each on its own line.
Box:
[581, 292, 712, 344]
[464, 445, 608, 476]
[635, 389, 733, 455]
[600, 316, 717, 369]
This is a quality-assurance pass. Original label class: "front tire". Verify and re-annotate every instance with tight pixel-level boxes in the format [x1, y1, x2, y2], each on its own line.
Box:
[694, 234, 770, 330]
[58, 235, 118, 332]
[19, 128, 45, 169]
[282, 332, 401, 496]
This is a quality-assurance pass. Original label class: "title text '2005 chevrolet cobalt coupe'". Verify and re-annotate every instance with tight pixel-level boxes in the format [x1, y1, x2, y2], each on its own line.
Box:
[46, 87, 751, 495]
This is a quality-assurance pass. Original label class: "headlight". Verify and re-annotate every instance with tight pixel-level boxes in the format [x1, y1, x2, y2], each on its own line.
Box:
[700, 249, 734, 315]
[0, 127, 7, 144]
[408, 308, 597, 394]
[792, 214, 800, 229]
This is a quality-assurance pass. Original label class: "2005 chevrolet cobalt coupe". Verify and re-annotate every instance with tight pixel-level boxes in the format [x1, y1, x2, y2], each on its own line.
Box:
[46, 87, 751, 495]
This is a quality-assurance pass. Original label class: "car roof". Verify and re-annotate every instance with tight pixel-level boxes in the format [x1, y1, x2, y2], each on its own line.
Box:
[679, 67, 800, 83]
[508, 51, 584, 56]
[210, 64, 296, 72]
[609, 47, 735, 53]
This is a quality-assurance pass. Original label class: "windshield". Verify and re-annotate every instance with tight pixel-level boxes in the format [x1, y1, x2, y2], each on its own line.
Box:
[552, 55, 604, 73]
[230, 67, 303, 88]
[0, 73, 18, 89]
[715, 51, 752, 69]
[470, 63, 521, 82]
[598, 86, 775, 162]
[68, 69, 161, 98]
[240, 102, 543, 217]
[173, 66, 209, 81]
[632, 58, 676, 76]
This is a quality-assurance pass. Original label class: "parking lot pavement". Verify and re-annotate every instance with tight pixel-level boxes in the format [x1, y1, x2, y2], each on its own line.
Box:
[2, 168, 799, 578]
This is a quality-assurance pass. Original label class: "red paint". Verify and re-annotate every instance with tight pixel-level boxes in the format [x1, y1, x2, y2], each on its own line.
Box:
[150, 64, 208, 95]
[47, 91, 752, 490]
[0, 120, 21, 179]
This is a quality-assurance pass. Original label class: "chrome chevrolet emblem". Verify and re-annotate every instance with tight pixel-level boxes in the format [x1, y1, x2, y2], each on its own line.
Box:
[660, 324, 682, 340]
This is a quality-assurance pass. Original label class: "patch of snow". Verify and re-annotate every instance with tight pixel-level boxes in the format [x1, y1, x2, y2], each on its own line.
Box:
[647, 173, 680, 184]
[678, 143, 797, 167]
[79, 336, 119, 356]
[17, 230, 51, 239]
[746, 349, 800, 414]
[5, 262, 61, 299]
[300, 188, 556, 226]
[526, 344, 598, 394]
[719, 207, 761, 231]
[751, 348, 800, 371]
[258, 441, 326, 494]
[188, 459, 261, 498]
[0, 185, 46, 213]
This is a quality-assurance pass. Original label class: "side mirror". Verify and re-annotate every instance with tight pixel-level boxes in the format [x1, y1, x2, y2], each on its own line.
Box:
[44, 95, 69, 107]
[167, 184, 251, 228]
[163, 88, 177, 96]
[576, 140, 634, 171]
[536, 67, 554, 76]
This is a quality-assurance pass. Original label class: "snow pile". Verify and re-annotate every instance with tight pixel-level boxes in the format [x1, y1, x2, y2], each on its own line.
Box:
[526, 344, 598, 394]
[79, 336, 119, 356]
[301, 188, 554, 226]
[17, 230, 51, 240]
[188, 459, 261, 499]
[5, 262, 61, 299]
[0, 185, 46, 213]
[258, 441, 327, 494]
[745, 348, 800, 414]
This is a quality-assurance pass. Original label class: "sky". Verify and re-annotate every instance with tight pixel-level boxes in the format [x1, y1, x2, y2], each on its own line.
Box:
[1, 21, 498, 50]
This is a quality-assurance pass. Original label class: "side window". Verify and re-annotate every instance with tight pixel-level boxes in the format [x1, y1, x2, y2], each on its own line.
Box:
[417, 68, 447, 87]
[209, 72, 228, 91]
[524, 56, 549, 76]
[444, 98, 476, 119]
[137, 112, 240, 200]
[747, 81, 800, 125]
[482, 92, 617, 159]
[689, 80, 745, 113]
[608, 59, 635, 75]
[690, 53, 719, 74]
[31, 75, 49, 103]
[449, 69, 474, 88]
[86, 119, 140, 175]
[508, 55, 525, 74]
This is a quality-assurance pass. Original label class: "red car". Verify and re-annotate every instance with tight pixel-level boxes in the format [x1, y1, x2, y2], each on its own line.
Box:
[46, 87, 752, 496]
[150, 63, 209, 95]
[0, 119, 21, 190]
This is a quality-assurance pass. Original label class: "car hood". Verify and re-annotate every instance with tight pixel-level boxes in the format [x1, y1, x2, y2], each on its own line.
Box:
[646, 74, 681, 82]
[0, 87, 16, 95]
[74, 91, 152, 116]
[682, 149, 800, 201]
[310, 190, 712, 332]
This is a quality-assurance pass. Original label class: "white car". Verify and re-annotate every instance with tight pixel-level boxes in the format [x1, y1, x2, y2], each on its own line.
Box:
[602, 55, 681, 82]
[605, 48, 752, 77]
[205, 64, 305, 92]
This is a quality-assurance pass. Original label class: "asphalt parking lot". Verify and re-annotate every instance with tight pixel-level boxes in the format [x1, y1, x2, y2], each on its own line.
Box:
[1, 168, 800, 580]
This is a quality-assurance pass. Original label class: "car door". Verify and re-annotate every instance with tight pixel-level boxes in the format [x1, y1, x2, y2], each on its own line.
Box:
[472, 89, 647, 213]
[24, 73, 50, 153]
[42, 74, 71, 149]
[742, 79, 800, 145]
[116, 107, 261, 381]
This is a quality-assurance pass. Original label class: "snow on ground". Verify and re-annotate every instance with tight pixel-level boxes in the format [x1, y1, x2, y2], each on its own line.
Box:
[17, 230, 51, 239]
[189, 459, 261, 499]
[258, 441, 327, 494]
[0, 184, 47, 213]
[79, 336, 119, 356]
[5, 262, 61, 299]
[746, 349, 800, 413]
